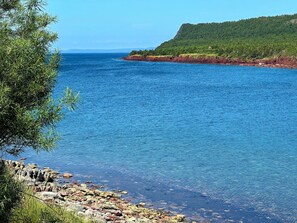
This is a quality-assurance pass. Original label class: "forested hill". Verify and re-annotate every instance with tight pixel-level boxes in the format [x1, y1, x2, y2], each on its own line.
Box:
[174, 14, 297, 40]
[130, 14, 297, 60]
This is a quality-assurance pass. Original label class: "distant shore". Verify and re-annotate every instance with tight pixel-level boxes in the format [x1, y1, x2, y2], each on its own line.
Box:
[124, 55, 297, 69]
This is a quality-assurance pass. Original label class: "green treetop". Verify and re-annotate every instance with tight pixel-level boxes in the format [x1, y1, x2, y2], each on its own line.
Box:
[0, 0, 78, 156]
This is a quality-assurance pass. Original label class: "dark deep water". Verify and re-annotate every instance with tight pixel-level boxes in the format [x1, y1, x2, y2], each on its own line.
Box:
[19, 53, 297, 222]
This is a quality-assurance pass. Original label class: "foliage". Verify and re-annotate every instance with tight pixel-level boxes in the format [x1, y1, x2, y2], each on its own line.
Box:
[131, 14, 297, 59]
[0, 0, 79, 157]
[10, 188, 89, 223]
[0, 161, 23, 222]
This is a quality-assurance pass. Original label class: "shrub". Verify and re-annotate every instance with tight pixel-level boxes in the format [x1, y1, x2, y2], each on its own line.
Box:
[0, 160, 22, 222]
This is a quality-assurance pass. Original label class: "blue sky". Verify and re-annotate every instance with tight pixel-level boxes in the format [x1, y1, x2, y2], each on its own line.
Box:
[47, 0, 297, 50]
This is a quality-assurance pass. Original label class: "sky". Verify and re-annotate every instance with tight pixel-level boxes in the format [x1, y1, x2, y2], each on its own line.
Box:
[47, 0, 297, 50]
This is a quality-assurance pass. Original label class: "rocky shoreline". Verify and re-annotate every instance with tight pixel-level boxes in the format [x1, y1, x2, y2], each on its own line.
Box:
[124, 55, 297, 69]
[4, 160, 191, 223]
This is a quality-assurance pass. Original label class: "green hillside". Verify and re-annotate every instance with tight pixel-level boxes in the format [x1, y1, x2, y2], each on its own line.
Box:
[131, 14, 297, 59]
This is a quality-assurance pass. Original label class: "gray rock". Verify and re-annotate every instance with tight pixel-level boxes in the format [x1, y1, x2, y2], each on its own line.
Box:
[126, 217, 137, 223]
[40, 192, 58, 199]
[44, 172, 54, 182]
[21, 170, 27, 177]
[85, 209, 95, 217]
[102, 203, 117, 210]
[32, 169, 38, 179]
[28, 170, 33, 178]
[37, 171, 45, 182]
[28, 163, 37, 169]
[67, 203, 84, 213]
[175, 214, 186, 222]
[138, 218, 151, 223]
[77, 211, 85, 217]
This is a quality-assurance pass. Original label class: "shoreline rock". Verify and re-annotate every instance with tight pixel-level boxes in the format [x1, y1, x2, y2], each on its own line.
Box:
[124, 55, 297, 69]
[3, 159, 191, 223]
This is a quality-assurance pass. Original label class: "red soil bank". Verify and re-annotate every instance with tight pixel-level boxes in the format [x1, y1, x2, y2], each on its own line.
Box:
[124, 55, 297, 69]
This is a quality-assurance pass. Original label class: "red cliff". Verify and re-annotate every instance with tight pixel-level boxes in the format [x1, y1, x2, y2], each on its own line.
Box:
[124, 55, 297, 69]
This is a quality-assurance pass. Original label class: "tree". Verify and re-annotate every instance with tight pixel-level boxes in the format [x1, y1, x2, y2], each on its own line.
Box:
[0, 0, 78, 157]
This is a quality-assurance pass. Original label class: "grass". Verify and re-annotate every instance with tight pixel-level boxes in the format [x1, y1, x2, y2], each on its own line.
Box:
[9, 188, 91, 223]
[147, 55, 173, 58]
[0, 162, 90, 223]
[179, 53, 218, 58]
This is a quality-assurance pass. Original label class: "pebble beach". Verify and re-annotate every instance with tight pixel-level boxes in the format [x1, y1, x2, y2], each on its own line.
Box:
[4, 160, 191, 223]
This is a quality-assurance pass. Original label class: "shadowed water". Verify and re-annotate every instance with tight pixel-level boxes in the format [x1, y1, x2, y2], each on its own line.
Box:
[19, 53, 297, 222]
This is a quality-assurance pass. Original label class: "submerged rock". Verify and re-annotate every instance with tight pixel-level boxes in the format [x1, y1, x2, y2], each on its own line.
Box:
[63, 172, 73, 178]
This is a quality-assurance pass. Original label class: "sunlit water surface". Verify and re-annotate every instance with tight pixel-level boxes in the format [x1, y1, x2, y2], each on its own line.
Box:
[19, 54, 297, 222]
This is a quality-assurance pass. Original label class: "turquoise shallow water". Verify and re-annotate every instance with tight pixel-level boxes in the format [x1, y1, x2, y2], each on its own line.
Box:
[20, 53, 297, 222]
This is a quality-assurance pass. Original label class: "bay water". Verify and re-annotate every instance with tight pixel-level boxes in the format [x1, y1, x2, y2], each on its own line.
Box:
[21, 54, 297, 222]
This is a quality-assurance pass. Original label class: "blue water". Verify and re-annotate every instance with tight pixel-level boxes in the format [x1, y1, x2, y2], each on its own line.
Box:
[20, 54, 297, 222]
